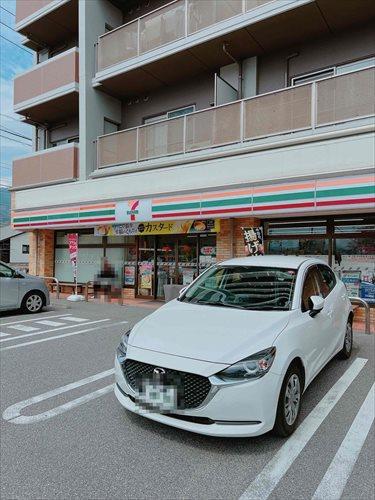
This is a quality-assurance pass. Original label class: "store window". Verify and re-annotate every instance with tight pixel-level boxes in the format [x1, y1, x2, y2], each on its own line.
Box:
[265, 215, 375, 303]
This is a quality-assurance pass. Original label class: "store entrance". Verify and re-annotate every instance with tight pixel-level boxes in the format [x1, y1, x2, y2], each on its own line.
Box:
[136, 234, 216, 300]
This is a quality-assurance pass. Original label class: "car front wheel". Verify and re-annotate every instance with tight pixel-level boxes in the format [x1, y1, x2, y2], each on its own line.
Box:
[338, 320, 353, 360]
[273, 364, 303, 437]
[21, 291, 44, 314]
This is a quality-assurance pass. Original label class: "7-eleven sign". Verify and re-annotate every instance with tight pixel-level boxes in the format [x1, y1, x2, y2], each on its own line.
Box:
[115, 199, 152, 223]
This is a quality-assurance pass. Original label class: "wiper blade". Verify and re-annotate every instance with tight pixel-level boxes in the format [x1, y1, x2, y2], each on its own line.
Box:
[194, 300, 247, 310]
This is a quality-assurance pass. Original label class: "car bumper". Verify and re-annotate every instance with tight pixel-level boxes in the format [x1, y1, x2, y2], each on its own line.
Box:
[114, 356, 281, 437]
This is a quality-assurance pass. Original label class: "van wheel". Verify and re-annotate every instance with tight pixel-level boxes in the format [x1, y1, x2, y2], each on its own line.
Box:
[273, 364, 302, 437]
[21, 291, 44, 314]
[338, 321, 352, 360]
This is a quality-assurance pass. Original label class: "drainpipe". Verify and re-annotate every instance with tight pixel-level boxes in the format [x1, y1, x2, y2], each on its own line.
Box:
[285, 52, 299, 87]
[223, 43, 243, 99]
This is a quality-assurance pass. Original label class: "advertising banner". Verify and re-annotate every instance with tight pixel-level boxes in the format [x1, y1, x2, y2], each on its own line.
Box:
[341, 270, 361, 297]
[124, 265, 136, 286]
[94, 219, 220, 236]
[67, 233, 78, 279]
[243, 227, 264, 256]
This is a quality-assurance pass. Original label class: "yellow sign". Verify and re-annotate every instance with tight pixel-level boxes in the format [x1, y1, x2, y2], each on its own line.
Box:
[95, 219, 220, 236]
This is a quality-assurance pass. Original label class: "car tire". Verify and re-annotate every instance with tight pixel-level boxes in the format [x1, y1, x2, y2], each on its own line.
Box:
[338, 320, 353, 360]
[21, 291, 45, 314]
[273, 364, 303, 437]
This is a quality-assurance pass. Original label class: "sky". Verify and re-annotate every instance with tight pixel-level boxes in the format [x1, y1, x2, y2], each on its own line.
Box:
[0, 0, 33, 189]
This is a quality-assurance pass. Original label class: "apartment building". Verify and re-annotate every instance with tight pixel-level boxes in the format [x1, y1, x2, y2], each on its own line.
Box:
[11, 0, 375, 301]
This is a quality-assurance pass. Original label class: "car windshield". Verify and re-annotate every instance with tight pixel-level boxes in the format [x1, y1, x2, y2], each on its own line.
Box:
[179, 265, 297, 311]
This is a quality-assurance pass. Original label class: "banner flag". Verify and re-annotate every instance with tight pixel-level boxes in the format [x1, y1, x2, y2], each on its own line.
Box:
[243, 227, 264, 256]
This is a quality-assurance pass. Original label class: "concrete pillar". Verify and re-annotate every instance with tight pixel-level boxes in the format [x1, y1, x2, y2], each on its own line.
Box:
[29, 230, 54, 277]
[217, 217, 261, 262]
[79, 0, 122, 179]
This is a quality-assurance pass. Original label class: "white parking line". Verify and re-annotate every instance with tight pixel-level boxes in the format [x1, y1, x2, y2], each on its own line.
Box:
[0, 319, 110, 343]
[0, 332, 10, 337]
[63, 317, 88, 323]
[0, 320, 128, 351]
[35, 320, 66, 327]
[239, 357, 368, 500]
[8, 325, 39, 332]
[312, 382, 375, 500]
[0, 314, 72, 327]
[3, 369, 114, 424]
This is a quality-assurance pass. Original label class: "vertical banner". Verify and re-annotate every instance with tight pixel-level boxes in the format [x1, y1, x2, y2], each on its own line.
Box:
[243, 227, 264, 256]
[67, 233, 78, 289]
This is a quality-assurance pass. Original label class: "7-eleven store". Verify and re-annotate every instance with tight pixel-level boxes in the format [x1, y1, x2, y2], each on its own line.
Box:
[12, 173, 375, 302]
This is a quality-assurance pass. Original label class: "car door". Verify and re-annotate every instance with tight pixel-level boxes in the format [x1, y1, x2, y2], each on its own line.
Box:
[316, 264, 346, 356]
[299, 265, 332, 382]
[0, 263, 19, 309]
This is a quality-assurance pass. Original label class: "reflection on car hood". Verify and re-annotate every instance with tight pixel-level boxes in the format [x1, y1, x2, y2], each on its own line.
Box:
[130, 300, 290, 364]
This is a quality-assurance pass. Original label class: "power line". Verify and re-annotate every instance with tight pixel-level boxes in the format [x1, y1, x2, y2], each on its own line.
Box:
[0, 34, 33, 55]
[0, 127, 32, 141]
[0, 5, 15, 17]
[0, 113, 26, 123]
[0, 134, 32, 146]
[0, 20, 17, 32]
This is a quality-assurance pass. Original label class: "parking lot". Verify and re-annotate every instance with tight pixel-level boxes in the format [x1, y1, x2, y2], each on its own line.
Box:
[1, 301, 374, 499]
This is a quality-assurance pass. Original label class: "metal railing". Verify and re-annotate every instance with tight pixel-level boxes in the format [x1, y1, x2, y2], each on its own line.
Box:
[97, 0, 271, 72]
[350, 297, 372, 335]
[97, 66, 375, 169]
[43, 277, 60, 300]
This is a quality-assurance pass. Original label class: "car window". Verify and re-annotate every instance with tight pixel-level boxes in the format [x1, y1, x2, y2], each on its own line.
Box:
[180, 265, 297, 311]
[317, 265, 336, 298]
[301, 267, 320, 312]
[0, 263, 14, 278]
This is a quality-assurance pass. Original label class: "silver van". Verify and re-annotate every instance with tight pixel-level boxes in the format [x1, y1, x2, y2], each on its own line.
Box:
[0, 261, 50, 313]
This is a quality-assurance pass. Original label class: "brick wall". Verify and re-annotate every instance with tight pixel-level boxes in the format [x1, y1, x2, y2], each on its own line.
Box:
[217, 217, 261, 261]
[28, 230, 55, 277]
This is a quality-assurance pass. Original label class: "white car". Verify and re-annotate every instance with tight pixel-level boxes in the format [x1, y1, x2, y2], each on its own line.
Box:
[115, 256, 352, 437]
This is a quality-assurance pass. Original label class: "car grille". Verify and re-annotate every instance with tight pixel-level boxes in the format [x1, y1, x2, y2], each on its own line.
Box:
[123, 359, 212, 409]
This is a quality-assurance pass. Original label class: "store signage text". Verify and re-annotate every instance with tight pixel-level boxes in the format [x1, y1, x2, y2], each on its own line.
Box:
[94, 219, 220, 236]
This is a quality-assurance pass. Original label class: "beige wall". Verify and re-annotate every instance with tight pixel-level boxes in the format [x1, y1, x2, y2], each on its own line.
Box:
[49, 117, 79, 144]
[122, 72, 214, 128]
[257, 22, 375, 94]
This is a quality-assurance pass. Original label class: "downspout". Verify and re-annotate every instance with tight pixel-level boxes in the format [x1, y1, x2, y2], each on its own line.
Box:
[223, 43, 243, 99]
[285, 52, 299, 87]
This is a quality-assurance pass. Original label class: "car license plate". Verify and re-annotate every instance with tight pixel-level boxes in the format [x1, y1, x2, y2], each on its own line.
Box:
[137, 380, 177, 411]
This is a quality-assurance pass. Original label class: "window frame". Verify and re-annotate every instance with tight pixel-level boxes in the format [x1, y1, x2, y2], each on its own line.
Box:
[301, 265, 321, 312]
[316, 264, 336, 298]
[0, 262, 15, 278]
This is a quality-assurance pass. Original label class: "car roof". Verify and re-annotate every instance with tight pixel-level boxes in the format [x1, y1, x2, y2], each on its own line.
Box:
[218, 255, 327, 269]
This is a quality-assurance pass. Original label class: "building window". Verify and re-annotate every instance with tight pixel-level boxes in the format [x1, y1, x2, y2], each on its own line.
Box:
[103, 118, 120, 135]
[292, 68, 335, 86]
[143, 105, 195, 125]
[22, 245, 30, 254]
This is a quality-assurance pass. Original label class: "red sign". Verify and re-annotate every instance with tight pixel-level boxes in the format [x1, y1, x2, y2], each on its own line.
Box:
[68, 233, 78, 278]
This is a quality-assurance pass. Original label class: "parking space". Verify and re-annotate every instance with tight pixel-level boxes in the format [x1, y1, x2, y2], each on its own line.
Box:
[1, 302, 374, 499]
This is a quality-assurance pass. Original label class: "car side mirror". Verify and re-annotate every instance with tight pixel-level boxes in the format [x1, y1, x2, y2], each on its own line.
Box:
[308, 295, 325, 317]
[178, 286, 187, 298]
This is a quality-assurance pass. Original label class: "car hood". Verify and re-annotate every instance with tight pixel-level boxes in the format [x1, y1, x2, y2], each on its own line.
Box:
[130, 300, 290, 365]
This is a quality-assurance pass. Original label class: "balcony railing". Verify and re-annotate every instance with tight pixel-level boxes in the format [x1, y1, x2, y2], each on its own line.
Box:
[14, 48, 78, 109]
[16, 0, 55, 25]
[97, 67, 375, 169]
[12, 143, 79, 189]
[97, 0, 271, 72]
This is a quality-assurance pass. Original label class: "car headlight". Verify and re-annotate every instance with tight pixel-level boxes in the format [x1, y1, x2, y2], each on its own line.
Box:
[117, 330, 131, 362]
[217, 347, 276, 382]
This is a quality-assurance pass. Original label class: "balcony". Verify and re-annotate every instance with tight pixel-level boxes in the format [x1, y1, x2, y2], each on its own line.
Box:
[15, 0, 78, 50]
[12, 143, 79, 190]
[94, 0, 375, 98]
[97, 67, 375, 169]
[13, 48, 79, 123]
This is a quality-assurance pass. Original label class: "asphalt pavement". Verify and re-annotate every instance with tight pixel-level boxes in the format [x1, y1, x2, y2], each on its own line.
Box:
[0, 300, 374, 499]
